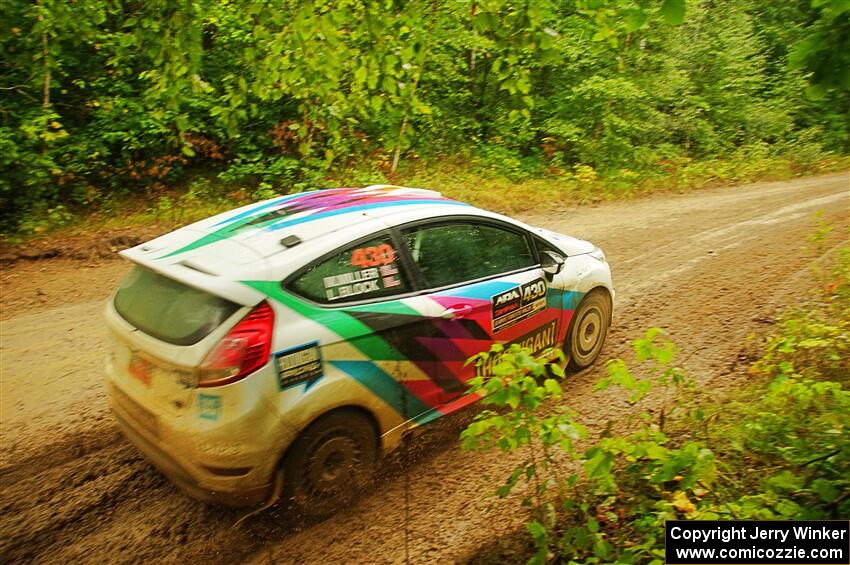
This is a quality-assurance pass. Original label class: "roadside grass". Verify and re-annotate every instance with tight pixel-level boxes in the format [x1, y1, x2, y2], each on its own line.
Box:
[3, 151, 848, 247]
[462, 236, 849, 564]
[400, 151, 849, 215]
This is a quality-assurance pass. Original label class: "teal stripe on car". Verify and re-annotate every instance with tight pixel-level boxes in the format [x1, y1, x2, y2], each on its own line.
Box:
[210, 192, 303, 227]
[329, 360, 432, 420]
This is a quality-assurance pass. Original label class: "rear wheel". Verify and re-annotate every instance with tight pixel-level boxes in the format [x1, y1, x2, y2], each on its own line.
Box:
[282, 410, 377, 517]
[566, 291, 611, 371]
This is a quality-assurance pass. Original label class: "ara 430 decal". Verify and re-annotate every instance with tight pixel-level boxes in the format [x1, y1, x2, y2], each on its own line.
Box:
[491, 277, 548, 333]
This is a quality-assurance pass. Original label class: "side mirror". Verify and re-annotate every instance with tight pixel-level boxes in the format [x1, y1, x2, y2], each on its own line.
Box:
[540, 250, 565, 280]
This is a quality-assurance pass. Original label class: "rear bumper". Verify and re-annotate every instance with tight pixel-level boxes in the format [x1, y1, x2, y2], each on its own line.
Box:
[109, 389, 274, 508]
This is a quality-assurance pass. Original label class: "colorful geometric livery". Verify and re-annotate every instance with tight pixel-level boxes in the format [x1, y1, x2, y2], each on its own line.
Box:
[245, 276, 583, 426]
[161, 185, 464, 259]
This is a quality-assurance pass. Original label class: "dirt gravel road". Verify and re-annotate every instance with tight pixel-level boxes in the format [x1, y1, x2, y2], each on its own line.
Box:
[1, 172, 848, 564]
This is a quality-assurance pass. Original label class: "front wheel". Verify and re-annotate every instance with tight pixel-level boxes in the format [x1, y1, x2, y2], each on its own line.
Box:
[282, 410, 377, 518]
[565, 291, 611, 371]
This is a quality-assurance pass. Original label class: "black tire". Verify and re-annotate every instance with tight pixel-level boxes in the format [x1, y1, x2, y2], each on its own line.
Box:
[565, 290, 611, 371]
[282, 410, 377, 518]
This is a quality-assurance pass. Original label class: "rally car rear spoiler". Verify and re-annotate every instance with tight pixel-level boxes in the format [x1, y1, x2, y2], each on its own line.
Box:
[119, 246, 267, 307]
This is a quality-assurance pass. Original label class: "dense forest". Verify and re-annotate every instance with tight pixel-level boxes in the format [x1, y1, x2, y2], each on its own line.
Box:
[1, 0, 848, 235]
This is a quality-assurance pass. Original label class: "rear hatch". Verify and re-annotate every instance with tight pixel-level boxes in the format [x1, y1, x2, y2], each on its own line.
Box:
[114, 267, 241, 348]
[106, 244, 268, 426]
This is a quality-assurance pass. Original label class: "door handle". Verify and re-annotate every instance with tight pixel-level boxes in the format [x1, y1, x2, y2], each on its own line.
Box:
[440, 304, 473, 320]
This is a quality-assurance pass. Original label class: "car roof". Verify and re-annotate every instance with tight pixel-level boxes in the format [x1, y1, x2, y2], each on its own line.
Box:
[150, 184, 477, 257]
[120, 185, 511, 301]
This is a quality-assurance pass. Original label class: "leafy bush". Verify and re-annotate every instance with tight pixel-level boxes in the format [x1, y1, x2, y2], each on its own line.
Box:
[463, 246, 849, 563]
[473, 145, 545, 182]
[2, 0, 848, 235]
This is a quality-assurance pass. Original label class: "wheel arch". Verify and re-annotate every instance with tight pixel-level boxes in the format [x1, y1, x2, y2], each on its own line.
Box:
[585, 285, 614, 324]
[276, 404, 382, 471]
[564, 285, 613, 371]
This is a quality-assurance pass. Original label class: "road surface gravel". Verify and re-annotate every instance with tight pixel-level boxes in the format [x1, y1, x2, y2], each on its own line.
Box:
[1, 172, 848, 564]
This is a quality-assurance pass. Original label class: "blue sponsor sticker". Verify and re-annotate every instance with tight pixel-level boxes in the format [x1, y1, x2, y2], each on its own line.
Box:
[197, 393, 222, 420]
[274, 341, 323, 392]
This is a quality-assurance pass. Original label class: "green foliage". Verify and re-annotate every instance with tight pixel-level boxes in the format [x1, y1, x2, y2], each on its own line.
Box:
[597, 327, 691, 402]
[461, 345, 584, 517]
[463, 247, 849, 563]
[461, 330, 715, 564]
[719, 375, 850, 519]
[1, 0, 848, 235]
[16, 202, 75, 236]
[718, 244, 850, 520]
[474, 144, 544, 181]
[788, 0, 850, 98]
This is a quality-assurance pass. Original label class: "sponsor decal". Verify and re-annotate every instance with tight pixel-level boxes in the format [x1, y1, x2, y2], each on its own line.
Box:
[323, 267, 381, 300]
[128, 355, 153, 387]
[275, 342, 323, 391]
[322, 243, 402, 301]
[491, 278, 548, 333]
[475, 320, 558, 377]
[197, 393, 222, 420]
[379, 263, 402, 288]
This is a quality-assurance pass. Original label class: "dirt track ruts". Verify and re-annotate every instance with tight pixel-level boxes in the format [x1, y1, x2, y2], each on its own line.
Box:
[1, 172, 848, 564]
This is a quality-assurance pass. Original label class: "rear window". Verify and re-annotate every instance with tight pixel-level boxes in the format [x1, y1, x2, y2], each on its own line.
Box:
[114, 267, 240, 346]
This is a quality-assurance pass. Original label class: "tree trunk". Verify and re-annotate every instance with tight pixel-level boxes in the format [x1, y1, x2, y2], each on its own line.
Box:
[36, 0, 50, 110]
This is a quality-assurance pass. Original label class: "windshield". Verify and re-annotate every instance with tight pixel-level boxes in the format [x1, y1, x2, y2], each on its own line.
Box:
[114, 267, 240, 346]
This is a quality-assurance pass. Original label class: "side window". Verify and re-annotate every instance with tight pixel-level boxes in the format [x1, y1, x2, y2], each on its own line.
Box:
[289, 234, 409, 304]
[403, 222, 535, 289]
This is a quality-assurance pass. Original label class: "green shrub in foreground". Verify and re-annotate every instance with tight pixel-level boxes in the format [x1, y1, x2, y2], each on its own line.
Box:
[462, 247, 849, 563]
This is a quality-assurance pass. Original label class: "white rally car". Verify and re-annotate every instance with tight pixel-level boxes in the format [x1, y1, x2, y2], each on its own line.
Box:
[104, 185, 613, 514]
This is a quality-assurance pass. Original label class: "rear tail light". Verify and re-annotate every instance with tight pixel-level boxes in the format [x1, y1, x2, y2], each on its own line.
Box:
[197, 301, 274, 387]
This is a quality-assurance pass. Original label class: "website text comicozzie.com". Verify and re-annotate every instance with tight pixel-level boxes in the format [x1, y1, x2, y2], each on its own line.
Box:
[666, 520, 849, 565]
